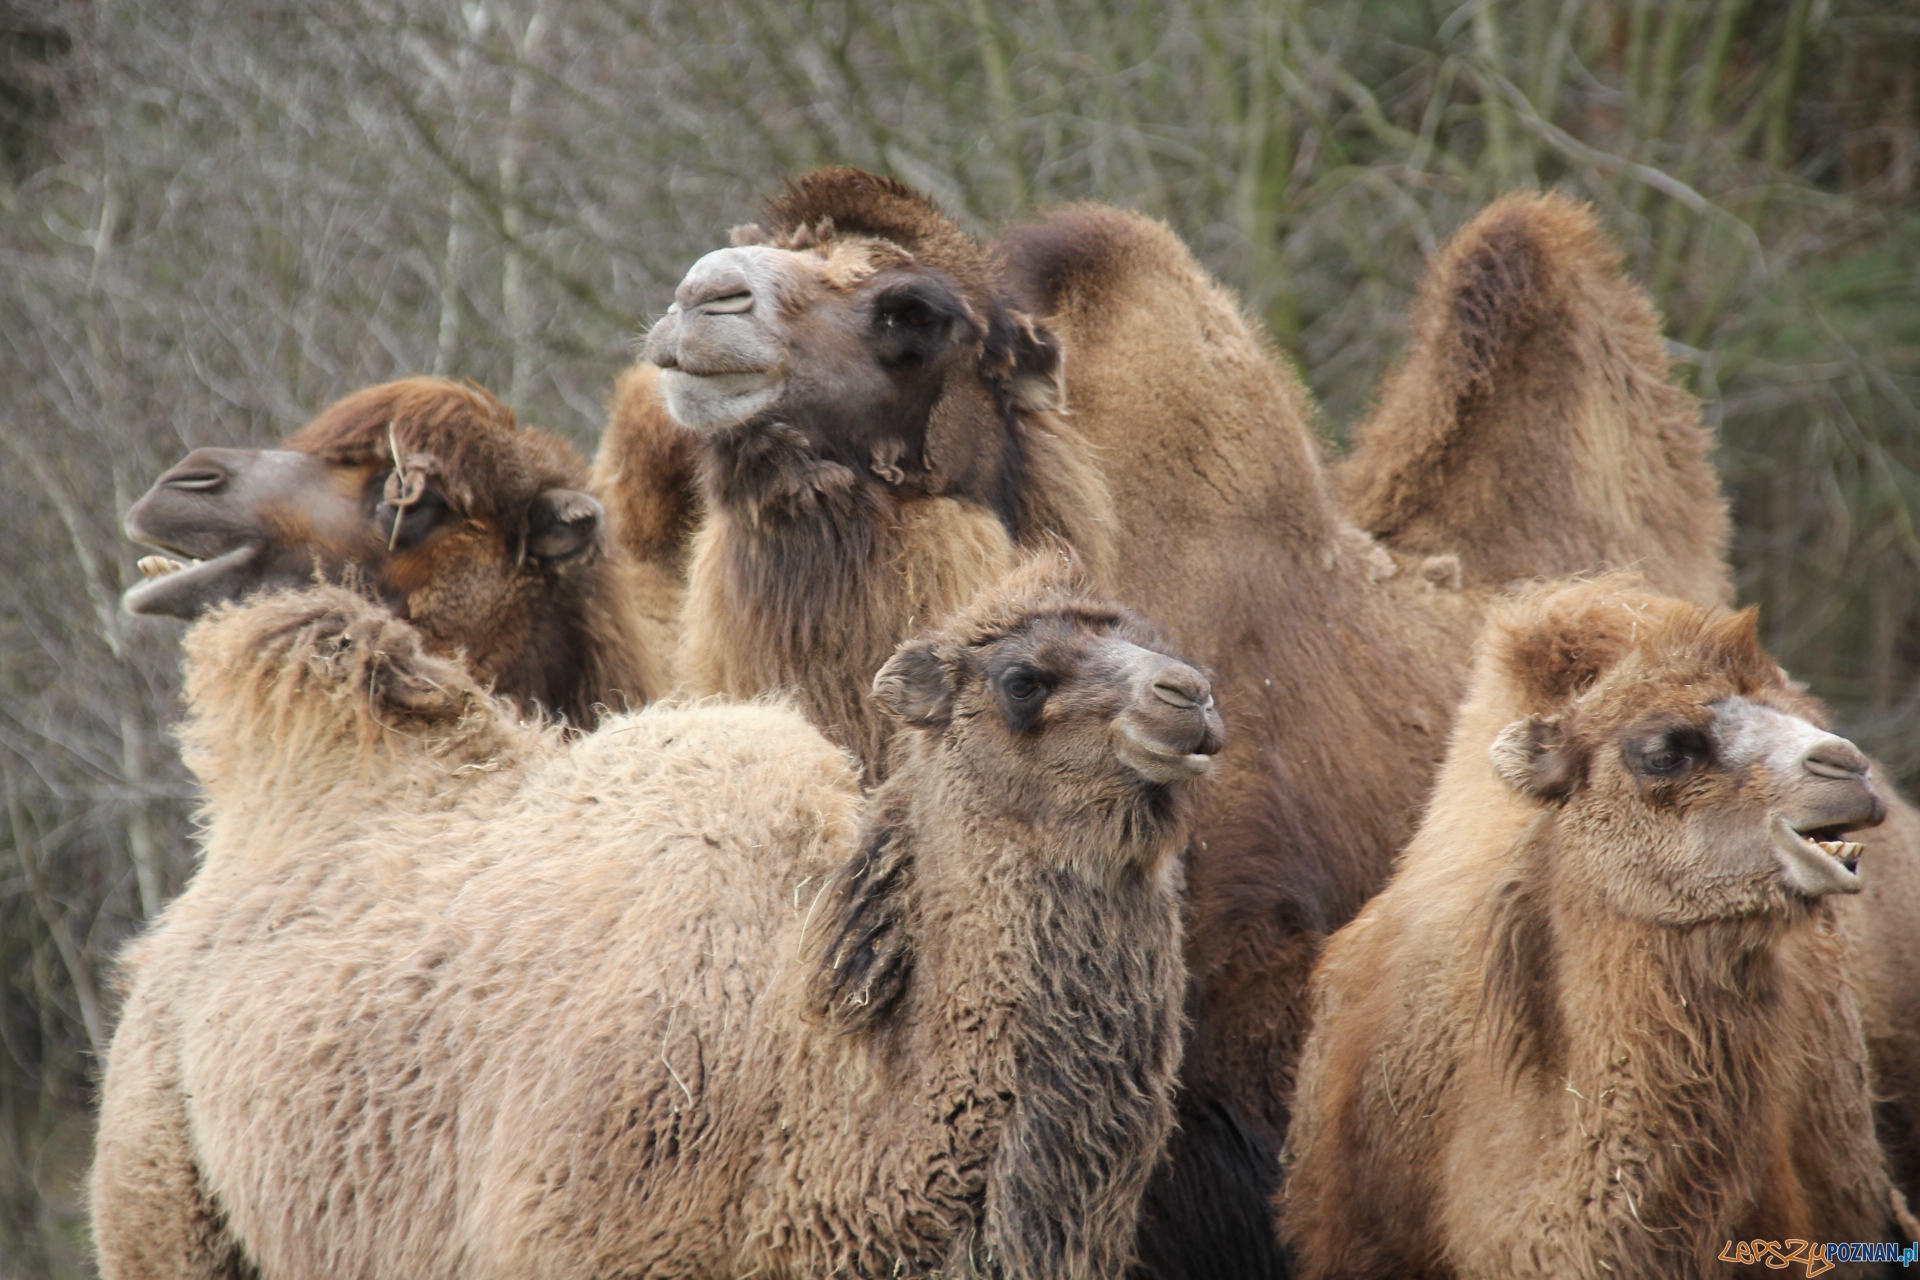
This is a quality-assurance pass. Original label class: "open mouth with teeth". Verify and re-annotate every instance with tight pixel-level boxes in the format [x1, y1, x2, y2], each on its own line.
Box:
[1799, 827, 1866, 874]
[122, 544, 261, 618]
[1769, 812, 1868, 897]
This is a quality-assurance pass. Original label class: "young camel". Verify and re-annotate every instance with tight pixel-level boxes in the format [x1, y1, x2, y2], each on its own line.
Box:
[123, 376, 666, 723]
[1282, 577, 1913, 1279]
[89, 557, 1222, 1280]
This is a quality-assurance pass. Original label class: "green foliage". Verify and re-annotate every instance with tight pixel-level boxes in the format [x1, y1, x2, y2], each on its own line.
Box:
[1, 1, 1915, 1273]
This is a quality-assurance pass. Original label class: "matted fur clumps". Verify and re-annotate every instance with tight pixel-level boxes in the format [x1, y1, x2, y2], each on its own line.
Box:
[1339, 193, 1732, 605]
[91, 567, 1199, 1280]
[1282, 576, 1911, 1280]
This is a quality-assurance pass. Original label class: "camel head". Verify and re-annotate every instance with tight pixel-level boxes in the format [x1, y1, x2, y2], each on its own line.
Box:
[123, 378, 646, 722]
[1488, 582, 1886, 924]
[873, 555, 1225, 868]
[643, 168, 1062, 527]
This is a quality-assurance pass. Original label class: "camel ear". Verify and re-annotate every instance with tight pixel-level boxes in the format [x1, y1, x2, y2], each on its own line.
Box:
[526, 489, 605, 562]
[872, 640, 952, 728]
[1007, 311, 1066, 414]
[1490, 715, 1583, 801]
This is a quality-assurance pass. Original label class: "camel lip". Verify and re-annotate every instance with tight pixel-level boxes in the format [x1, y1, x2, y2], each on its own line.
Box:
[1770, 812, 1864, 897]
[121, 543, 260, 618]
[657, 367, 788, 432]
[1114, 719, 1215, 784]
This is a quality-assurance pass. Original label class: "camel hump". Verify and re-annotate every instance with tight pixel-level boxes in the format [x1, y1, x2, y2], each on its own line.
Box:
[1339, 192, 1731, 606]
[997, 202, 1198, 319]
[995, 201, 1334, 560]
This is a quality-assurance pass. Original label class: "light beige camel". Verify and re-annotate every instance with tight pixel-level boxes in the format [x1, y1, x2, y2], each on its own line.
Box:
[90, 558, 1220, 1280]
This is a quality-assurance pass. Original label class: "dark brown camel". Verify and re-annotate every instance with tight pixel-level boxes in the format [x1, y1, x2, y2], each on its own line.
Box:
[123, 377, 661, 725]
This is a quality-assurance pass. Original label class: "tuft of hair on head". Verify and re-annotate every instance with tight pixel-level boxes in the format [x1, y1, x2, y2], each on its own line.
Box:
[1492, 574, 1782, 718]
[1486, 577, 1792, 802]
[282, 377, 579, 523]
[1487, 572, 1679, 715]
[761, 167, 994, 289]
[933, 544, 1119, 647]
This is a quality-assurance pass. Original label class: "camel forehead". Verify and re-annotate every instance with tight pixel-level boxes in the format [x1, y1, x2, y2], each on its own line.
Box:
[1711, 696, 1832, 773]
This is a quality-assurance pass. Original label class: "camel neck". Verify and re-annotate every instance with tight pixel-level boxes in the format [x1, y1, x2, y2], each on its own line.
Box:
[1535, 872, 1830, 1264]
[898, 774, 1188, 1279]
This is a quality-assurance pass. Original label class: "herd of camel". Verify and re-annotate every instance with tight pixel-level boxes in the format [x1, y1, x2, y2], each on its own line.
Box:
[82, 167, 1920, 1279]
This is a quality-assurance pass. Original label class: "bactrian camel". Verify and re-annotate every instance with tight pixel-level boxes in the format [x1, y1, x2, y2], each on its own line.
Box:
[89, 557, 1221, 1280]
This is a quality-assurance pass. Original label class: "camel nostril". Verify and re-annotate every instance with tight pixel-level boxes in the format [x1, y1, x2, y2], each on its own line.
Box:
[696, 292, 754, 315]
[1804, 738, 1871, 782]
[677, 271, 758, 316]
[161, 467, 228, 493]
[1151, 665, 1212, 711]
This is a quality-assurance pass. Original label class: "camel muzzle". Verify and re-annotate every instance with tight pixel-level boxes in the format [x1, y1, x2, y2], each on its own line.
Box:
[646, 247, 795, 432]
[1112, 647, 1225, 785]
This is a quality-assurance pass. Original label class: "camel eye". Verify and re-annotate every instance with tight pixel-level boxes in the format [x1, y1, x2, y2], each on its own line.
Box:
[877, 291, 944, 334]
[1635, 728, 1709, 777]
[1003, 671, 1043, 701]
[375, 487, 448, 550]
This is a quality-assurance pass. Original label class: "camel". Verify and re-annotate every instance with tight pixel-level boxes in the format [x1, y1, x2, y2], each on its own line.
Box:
[122, 377, 665, 725]
[644, 171, 1119, 772]
[640, 169, 1730, 1276]
[1343, 194, 1920, 1219]
[88, 556, 1221, 1280]
[1339, 192, 1920, 1215]
[1281, 576, 1913, 1279]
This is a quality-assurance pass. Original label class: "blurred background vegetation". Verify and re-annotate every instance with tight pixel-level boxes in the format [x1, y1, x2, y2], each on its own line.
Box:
[1, 0, 1916, 1272]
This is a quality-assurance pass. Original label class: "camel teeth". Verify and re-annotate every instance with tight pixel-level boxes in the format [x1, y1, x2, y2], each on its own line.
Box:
[136, 555, 187, 579]
[1816, 840, 1865, 862]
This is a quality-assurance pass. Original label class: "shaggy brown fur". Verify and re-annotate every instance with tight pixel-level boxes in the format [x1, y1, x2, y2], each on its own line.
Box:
[635, 172, 1731, 1278]
[123, 377, 661, 724]
[1339, 193, 1732, 604]
[588, 359, 701, 677]
[89, 557, 1218, 1280]
[1282, 577, 1912, 1279]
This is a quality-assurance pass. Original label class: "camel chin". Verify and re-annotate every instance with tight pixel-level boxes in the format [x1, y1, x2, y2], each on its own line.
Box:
[657, 368, 786, 432]
[122, 544, 261, 618]
[1114, 720, 1214, 784]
